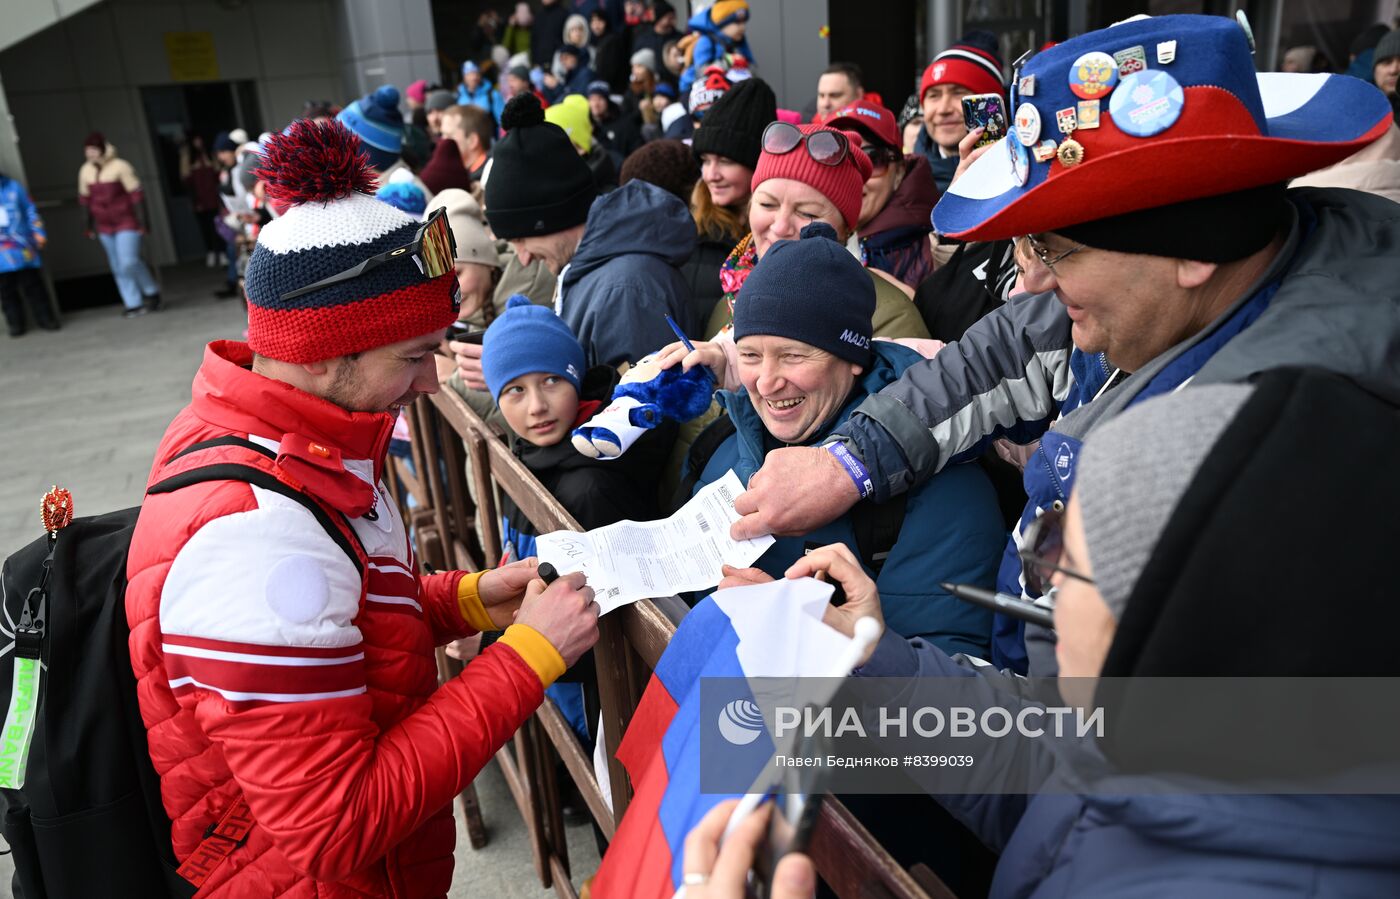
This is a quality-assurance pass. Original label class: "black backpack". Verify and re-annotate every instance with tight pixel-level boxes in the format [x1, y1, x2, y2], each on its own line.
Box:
[0, 438, 362, 898]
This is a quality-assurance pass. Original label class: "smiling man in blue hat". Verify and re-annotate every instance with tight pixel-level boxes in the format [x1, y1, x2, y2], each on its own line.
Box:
[728, 12, 1400, 675]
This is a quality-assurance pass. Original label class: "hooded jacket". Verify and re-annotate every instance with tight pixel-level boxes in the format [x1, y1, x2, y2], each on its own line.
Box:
[860, 154, 939, 287]
[691, 341, 1004, 657]
[78, 143, 143, 234]
[126, 341, 561, 898]
[829, 187, 1400, 672]
[856, 367, 1400, 898]
[559, 179, 697, 368]
[457, 80, 506, 126]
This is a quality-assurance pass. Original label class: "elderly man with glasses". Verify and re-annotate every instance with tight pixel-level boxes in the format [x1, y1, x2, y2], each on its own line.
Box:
[727, 13, 1400, 676]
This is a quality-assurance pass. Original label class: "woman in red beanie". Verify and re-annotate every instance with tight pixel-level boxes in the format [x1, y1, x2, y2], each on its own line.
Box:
[700, 121, 929, 342]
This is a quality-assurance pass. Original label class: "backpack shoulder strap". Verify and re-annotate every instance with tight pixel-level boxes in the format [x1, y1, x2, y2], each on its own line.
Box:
[146, 437, 365, 576]
[850, 492, 909, 576]
[671, 413, 738, 513]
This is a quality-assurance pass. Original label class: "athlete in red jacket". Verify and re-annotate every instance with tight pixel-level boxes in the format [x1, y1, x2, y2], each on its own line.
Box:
[126, 119, 599, 897]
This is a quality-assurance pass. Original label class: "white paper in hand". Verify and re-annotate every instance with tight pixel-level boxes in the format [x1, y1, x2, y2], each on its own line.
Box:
[535, 470, 774, 614]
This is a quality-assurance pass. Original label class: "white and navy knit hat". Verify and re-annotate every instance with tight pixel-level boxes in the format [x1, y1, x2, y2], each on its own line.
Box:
[244, 119, 459, 364]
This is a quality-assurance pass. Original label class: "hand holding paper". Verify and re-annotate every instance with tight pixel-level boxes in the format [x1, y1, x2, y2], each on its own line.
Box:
[536, 471, 775, 614]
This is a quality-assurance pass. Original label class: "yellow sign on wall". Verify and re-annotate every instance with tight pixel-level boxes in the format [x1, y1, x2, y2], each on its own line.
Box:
[164, 32, 220, 82]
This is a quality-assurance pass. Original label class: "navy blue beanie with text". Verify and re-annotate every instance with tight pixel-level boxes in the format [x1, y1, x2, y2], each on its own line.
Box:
[732, 222, 874, 365]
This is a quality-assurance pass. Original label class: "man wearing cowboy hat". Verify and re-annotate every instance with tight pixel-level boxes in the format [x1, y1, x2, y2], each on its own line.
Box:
[727, 12, 1400, 675]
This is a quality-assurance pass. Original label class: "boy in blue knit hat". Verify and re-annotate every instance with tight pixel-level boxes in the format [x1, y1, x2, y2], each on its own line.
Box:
[482, 296, 675, 738]
[483, 296, 674, 565]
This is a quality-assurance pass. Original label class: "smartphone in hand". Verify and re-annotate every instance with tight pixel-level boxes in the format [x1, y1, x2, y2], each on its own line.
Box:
[447, 321, 487, 345]
[753, 793, 823, 898]
[961, 93, 1008, 148]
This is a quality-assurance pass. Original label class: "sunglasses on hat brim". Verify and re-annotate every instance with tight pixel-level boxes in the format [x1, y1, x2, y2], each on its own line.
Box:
[280, 207, 457, 303]
[761, 121, 850, 167]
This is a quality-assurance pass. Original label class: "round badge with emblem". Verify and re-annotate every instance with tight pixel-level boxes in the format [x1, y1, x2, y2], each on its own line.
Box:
[1068, 51, 1119, 100]
[1008, 136, 1031, 185]
[1014, 102, 1042, 146]
[1057, 138, 1084, 167]
[1109, 69, 1185, 137]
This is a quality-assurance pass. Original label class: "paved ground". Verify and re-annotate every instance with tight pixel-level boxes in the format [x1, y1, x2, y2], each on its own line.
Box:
[0, 264, 595, 896]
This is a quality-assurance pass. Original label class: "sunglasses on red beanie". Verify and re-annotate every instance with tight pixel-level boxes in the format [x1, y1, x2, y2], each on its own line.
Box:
[280, 207, 457, 302]
[761, 121, 851, 167]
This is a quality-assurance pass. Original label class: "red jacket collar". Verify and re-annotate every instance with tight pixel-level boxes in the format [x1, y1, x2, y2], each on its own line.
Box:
[189, 341, 396, 493]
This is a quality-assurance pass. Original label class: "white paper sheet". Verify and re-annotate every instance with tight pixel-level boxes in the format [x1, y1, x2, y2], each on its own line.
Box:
[535, 470, 774, 614]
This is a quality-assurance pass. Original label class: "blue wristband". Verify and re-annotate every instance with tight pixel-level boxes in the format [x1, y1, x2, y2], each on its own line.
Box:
[825, 442, 874, 499]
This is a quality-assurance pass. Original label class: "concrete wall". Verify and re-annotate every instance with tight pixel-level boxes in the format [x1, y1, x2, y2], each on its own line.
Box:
[0, 0, 347, 280]
[333, 0, 439, 102]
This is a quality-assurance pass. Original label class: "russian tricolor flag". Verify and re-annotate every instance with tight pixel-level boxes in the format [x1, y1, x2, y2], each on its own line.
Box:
[593, 579, 855, 898]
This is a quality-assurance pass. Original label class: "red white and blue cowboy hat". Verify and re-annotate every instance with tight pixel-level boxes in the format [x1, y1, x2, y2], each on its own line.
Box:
[933, 13, 1394, 241]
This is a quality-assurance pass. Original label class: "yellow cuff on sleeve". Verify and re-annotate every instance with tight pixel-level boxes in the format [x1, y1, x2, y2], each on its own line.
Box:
[456, 571, 495, 633]
[498, 624, 567, 687]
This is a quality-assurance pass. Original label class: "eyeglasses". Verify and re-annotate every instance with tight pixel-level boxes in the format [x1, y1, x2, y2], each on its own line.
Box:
[761, 121, 850, 167]
[1017, 503, 1096, 595]
[280, 207, 458, 302]
[860, 144, 901, 176]
[1015, 233, 1086, 275]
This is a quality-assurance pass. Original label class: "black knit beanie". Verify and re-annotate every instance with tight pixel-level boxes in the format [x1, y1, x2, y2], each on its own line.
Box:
[691, 77, 778, 170]
[484, 93, 598, 240]
[733, 222, 874, 365]
[1056, 182, 1290, 263]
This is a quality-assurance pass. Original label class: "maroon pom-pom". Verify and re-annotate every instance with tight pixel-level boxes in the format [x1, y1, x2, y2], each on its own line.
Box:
[255, 119, 379, 206]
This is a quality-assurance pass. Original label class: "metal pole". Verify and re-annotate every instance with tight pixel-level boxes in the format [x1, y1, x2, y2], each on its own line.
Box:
[927, 0, 959, 59]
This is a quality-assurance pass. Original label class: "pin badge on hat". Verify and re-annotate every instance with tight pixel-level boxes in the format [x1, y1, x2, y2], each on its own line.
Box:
[1056, 107, 1078, 134]
[1235, 11, 1256, 52]
[1076, 100, 1101, 130]
[1015, 103, 1042, 146]
[1156, 40, 1177, 64]
[1008, 136, 1031, 185]
[1068, 51, 1119, 100]
[1018, 74, 1037, 96]
[1109, 69, 1185, 137]
[1057, 137, 1084, 167]
[1113, 46, 1147, 78]
[1033, 139, 1058, 162]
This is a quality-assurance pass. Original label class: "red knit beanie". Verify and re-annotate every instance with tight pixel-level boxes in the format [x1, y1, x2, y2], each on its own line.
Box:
[919, 44, 1004, 100]
[750, 124, 873, 231]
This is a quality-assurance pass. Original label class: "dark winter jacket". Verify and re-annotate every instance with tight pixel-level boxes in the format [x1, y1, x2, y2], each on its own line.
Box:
[913, 239, 1017, 342]
[831, 188, 1400, 674]
[860, 154, 938, 287]
[690, 341, 1004, 657]
[532, 2, 571, 68]
[500, 365, 674, 562]
[677, 227, 734, 327]
[592, 101, 645, 162]
[914, 127, 960, 195]
[560, 179, 697, 368]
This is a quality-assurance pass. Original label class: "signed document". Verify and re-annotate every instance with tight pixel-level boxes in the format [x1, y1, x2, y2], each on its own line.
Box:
[535, 470, 775, 614]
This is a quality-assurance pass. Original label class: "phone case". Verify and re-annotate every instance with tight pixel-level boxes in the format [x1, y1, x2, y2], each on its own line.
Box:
[962, 93, 1008, 148]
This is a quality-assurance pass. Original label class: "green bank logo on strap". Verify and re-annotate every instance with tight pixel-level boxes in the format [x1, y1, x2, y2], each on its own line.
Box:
[0, 656, 42, 789]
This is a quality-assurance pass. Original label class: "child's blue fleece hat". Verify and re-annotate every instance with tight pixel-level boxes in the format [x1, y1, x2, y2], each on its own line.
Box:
[482, 295, 586, 401]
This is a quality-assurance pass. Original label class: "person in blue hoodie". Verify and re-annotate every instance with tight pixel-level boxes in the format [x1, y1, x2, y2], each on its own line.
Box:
[686, 222, 1004, 658]
[457, 61, 505, 127]
[0, 170, 58, 336]
[679, 0, 754, 94]
[484, 92, 698, 369]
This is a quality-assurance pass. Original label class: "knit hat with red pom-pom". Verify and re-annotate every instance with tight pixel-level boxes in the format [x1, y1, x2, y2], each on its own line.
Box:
[243, 118, 460, 363]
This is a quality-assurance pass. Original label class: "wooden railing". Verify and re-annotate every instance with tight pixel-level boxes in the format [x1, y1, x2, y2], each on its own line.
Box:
[386, 367, 954, 899]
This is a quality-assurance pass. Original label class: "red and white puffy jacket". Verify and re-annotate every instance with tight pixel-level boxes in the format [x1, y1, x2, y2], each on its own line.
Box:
[127, 341, 559, 898]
